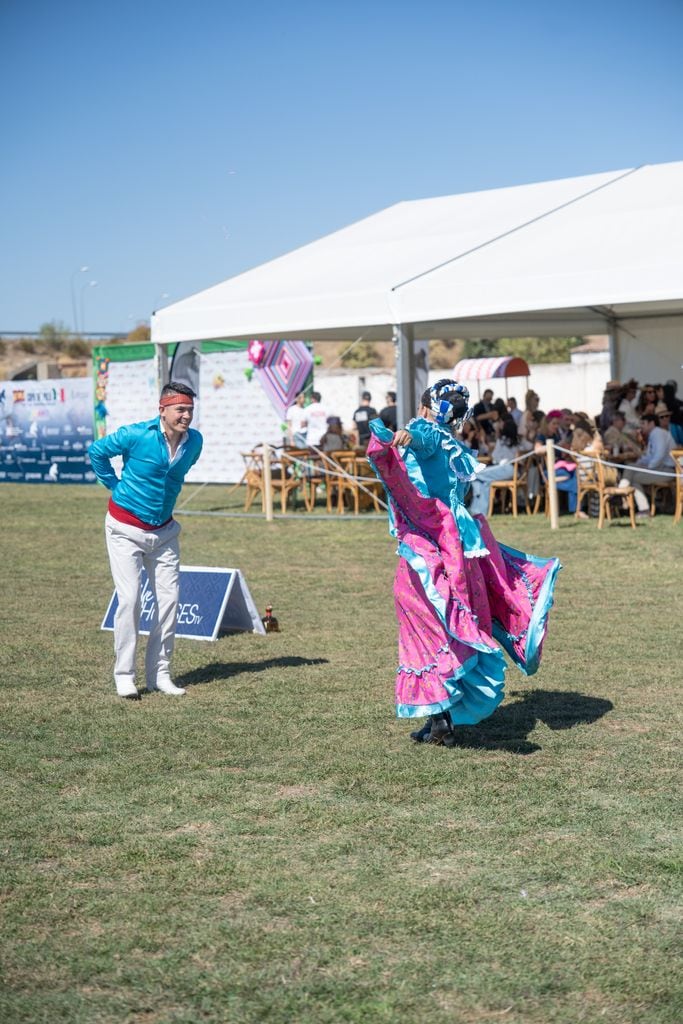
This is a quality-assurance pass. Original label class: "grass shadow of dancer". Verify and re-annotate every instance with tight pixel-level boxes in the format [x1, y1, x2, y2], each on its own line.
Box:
[449, 689, 614, 755]
[176, 656, 330, 688]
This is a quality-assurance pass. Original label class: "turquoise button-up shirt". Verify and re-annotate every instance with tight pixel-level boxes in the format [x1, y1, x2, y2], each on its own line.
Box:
[88, 416, 203, 525]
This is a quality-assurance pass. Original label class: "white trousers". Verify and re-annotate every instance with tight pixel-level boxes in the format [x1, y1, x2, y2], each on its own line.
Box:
[104, 513, 181, 693]
[618, 469, 659, 512]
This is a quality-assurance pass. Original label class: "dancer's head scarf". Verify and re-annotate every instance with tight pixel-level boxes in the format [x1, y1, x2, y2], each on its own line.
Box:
[427, 379, 471, 426]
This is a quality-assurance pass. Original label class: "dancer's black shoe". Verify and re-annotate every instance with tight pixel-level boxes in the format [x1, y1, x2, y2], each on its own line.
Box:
[410, 718, 433, 742]
[426, 712, 456, 747]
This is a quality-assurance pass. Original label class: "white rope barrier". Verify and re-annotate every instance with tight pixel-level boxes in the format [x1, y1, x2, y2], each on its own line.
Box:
[280, 446, 389, 511]
[553, 444, 679, 479]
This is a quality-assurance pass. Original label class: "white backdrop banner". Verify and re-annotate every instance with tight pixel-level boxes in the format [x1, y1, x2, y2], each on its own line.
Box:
[93, 343, 286, 484]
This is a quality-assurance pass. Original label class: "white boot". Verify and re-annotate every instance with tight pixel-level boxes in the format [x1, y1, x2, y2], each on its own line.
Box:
[116, 677, 141, 701]
[146, 678, 186, 696]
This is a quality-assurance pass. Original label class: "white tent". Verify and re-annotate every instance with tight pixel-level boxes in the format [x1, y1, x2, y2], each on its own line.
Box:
[152, 161, 683, 419]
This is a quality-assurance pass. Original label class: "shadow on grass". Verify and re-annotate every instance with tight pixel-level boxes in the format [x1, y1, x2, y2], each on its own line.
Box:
[175, 656, 330, 688]
[450, 689, 614, 755]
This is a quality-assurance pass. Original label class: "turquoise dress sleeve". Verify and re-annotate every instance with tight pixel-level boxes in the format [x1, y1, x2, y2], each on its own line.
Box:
[406, 419, 489, 559]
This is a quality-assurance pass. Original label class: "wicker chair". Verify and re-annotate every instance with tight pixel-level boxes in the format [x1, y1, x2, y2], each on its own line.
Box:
[487, 458, 531, 517]
[672, 449, 683, 525]
[575, 451, 636, 529]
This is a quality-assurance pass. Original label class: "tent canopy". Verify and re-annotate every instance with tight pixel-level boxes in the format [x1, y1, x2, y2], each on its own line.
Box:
[453, 356, 530, 380]
[152, 161, 683, 345]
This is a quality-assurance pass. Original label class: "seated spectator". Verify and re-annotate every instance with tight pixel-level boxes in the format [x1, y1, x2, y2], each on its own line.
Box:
[636, 384, 657, 418]
[618, 379, 641, 432]
[663, 379, 681, 416]
[654, 402, 679, 445]
[545, 408, 572, 445]
[536, 424, 603, 517]
[618, 413, 675, 516]
[661, 381, 683, 444]
[603, 411, 642, 461]
[507, 396, 523, 427]
[536, 411, 566, 446]
[471, 388, 498, 438]
[570, 410, 599, 436]
[319, 417, 349, 453]
[459, 415, 491, 455]
[492, 397, 508, 421]
[598, 381, 624, 434]
[468, 419, 522, 516]
[520, 389, 542, 441]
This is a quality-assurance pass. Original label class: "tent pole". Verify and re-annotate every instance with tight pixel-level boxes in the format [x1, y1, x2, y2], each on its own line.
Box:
[154, 343, 169, 391]
[546, 439, 559, 530]
[608, 317, 620, 382]
[394, 324, 416, 427]
[262, 443, 274, 522]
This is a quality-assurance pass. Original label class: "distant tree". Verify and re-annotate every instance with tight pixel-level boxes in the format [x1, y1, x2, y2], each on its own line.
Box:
[496, 337, 579, 363]
[18, 338, 36, 353]
[127, 323, 151, 342]
[429, 338, 464, 369]
[457, 336, 580, 365]
[0, 338, 6, 357]
[64, 337, 92, 359]
[340, 340, 380, 368]
[39, 320, 71, 352]
[462, 338, 499, 358]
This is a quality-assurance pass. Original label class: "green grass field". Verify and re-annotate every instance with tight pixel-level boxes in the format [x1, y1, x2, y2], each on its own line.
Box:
[1, 484, 681, 1024]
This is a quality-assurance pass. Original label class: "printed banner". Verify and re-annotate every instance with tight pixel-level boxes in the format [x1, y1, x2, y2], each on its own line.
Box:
[93, 342, 288, 483]
[0, 378, 96, 484]
[101, 565, 267, 641]
[187, 348, 284, 483]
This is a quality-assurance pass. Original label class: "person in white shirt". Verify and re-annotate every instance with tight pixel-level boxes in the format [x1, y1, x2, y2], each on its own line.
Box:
[304, 391, 328, 448]
[618, 380, 641, 433]
[618, 413, 675, 514]
[468, 419, 523, 516]
[286, 391, 308, 446]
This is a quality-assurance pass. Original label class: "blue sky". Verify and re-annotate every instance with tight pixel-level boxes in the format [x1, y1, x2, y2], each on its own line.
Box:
[1, 0, 682, 335]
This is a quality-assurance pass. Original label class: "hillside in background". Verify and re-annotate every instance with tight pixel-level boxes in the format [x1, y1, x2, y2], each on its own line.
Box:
[1, 322, 587, 381]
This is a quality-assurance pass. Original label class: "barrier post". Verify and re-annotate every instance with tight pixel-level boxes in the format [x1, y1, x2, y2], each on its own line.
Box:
[262, 443, 274, 521]
[546, 439, 559, 530]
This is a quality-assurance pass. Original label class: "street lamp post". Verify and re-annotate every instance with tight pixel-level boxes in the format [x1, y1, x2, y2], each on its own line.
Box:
[70, 265, 89, 334]
[80, 280, 98, 338]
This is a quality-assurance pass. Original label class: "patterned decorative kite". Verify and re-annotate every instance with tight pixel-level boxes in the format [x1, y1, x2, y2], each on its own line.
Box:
[247, 339, 313, 420]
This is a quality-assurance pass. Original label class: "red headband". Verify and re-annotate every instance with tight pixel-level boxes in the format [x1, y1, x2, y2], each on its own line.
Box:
[159, 394, 194, 408]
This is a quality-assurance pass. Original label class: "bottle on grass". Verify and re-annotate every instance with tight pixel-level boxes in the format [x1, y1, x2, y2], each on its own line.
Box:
[262, 605, 280, 632]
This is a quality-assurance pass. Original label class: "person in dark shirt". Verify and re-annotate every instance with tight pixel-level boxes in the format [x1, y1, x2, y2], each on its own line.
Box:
[352, 391, 378, 446]
[471, 388, 497, 437]
[378, 390, 397, 431]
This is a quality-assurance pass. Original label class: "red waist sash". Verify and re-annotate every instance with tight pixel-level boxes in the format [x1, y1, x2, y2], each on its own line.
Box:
[108, 498, 173, 531]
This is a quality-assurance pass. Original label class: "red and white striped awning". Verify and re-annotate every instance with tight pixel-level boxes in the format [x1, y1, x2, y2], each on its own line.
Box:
[452, 356, 530, 381]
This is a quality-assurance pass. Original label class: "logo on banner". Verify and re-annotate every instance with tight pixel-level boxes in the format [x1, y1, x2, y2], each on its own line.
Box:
[101, 565, 266, 641]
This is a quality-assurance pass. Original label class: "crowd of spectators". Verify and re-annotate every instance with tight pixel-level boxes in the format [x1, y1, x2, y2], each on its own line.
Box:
[285, 378, 681, 517]
[452, 377, 682, 517]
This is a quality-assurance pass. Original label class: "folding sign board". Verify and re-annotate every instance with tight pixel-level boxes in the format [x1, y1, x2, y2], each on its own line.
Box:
[101, 566, 266, 641]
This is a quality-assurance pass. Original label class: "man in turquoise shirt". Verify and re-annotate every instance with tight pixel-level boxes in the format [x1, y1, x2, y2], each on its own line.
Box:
[89, 381, 203, 700]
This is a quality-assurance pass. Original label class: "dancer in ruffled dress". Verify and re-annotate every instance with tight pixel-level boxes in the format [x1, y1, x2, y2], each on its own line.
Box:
[367, 379, 561, 746]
